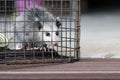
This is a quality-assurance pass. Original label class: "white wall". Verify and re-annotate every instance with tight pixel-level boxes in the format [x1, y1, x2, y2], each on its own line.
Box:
[81, 9, 120, 58]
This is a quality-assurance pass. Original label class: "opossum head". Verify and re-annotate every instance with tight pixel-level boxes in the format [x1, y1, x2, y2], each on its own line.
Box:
[36, 17, 61, 46]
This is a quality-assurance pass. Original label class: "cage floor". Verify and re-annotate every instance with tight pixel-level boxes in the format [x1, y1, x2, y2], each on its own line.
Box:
[0, 49, 78, 64]
[0, 59, 119, 71]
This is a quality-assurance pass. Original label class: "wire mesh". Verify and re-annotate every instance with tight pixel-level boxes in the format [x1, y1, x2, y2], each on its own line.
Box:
[0, 0, 80, 65]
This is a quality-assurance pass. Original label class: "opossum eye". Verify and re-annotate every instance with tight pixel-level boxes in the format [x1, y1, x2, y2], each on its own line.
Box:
[56, 31, 59, 36]
[46, 32, 50, 36]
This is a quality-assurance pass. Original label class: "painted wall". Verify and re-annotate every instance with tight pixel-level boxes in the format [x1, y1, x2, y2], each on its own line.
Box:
[81, 0, 120, 58]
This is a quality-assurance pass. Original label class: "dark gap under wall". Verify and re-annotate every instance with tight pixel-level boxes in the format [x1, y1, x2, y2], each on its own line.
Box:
[81, 0, 120, 13]
[1, 0, 120, 14]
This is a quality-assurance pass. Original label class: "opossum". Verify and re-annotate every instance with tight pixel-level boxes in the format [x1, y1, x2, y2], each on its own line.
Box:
[11, 6, 61, 50]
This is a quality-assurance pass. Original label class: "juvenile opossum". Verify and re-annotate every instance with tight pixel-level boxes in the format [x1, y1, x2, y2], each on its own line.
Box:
[12, 6, 61, 50]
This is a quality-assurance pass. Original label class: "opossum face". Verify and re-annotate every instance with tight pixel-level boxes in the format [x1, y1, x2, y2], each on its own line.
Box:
[35, 17, 61, 46]
[42, 23, 60, 46]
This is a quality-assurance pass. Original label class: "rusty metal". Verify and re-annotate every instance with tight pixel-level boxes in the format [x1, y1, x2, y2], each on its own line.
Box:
[75, 0, 80, 60]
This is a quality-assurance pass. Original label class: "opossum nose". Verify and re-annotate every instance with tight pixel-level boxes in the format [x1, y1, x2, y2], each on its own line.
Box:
[53, 42, 58, 46]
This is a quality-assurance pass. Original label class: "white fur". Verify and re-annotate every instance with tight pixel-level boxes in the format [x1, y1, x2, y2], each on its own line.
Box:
[11, 6, 61, 49]
[37, 22, 60, 46]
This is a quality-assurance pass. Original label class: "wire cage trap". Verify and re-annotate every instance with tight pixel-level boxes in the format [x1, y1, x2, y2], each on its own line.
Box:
[0, 0, 80, 65]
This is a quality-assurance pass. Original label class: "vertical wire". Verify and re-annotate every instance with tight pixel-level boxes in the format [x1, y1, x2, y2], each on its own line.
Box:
[79, 0, 81, 59]
[23, 0, 26, 60]
[69, 0, 72, 59]
[4, 0, 7, 64]
[54, 0, 58, 62]
[13, 0, 16, 62]
[51, 0, 54, 61]
[75, 0, 80, 60]
[14, 0, 17, 62]
[6, 0, 8, 61]
[56, 1, 58, 61]
[10, 0, 13, 61]
[42, 2, 45, 63]
[60, 0, 63, 61]
[65, 1, 67, 57]
[72, 0, 76, 58]
[54, 0, 57, 61]
[32, 0, 35, 60]
[72, 0, 76, 59]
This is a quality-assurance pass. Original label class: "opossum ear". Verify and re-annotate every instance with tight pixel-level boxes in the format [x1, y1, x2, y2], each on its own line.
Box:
[35, 17, 39, 21]
[56, 17, 62, 28]
[37, 22, 43, 30]
[34, 17, 43, 30]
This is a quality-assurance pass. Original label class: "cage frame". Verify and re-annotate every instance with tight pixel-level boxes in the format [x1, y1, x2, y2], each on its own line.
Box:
[0, 0, 80, 65]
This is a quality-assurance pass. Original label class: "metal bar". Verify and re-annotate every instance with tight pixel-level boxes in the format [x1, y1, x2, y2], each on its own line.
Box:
[75, 0, 80, 60]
